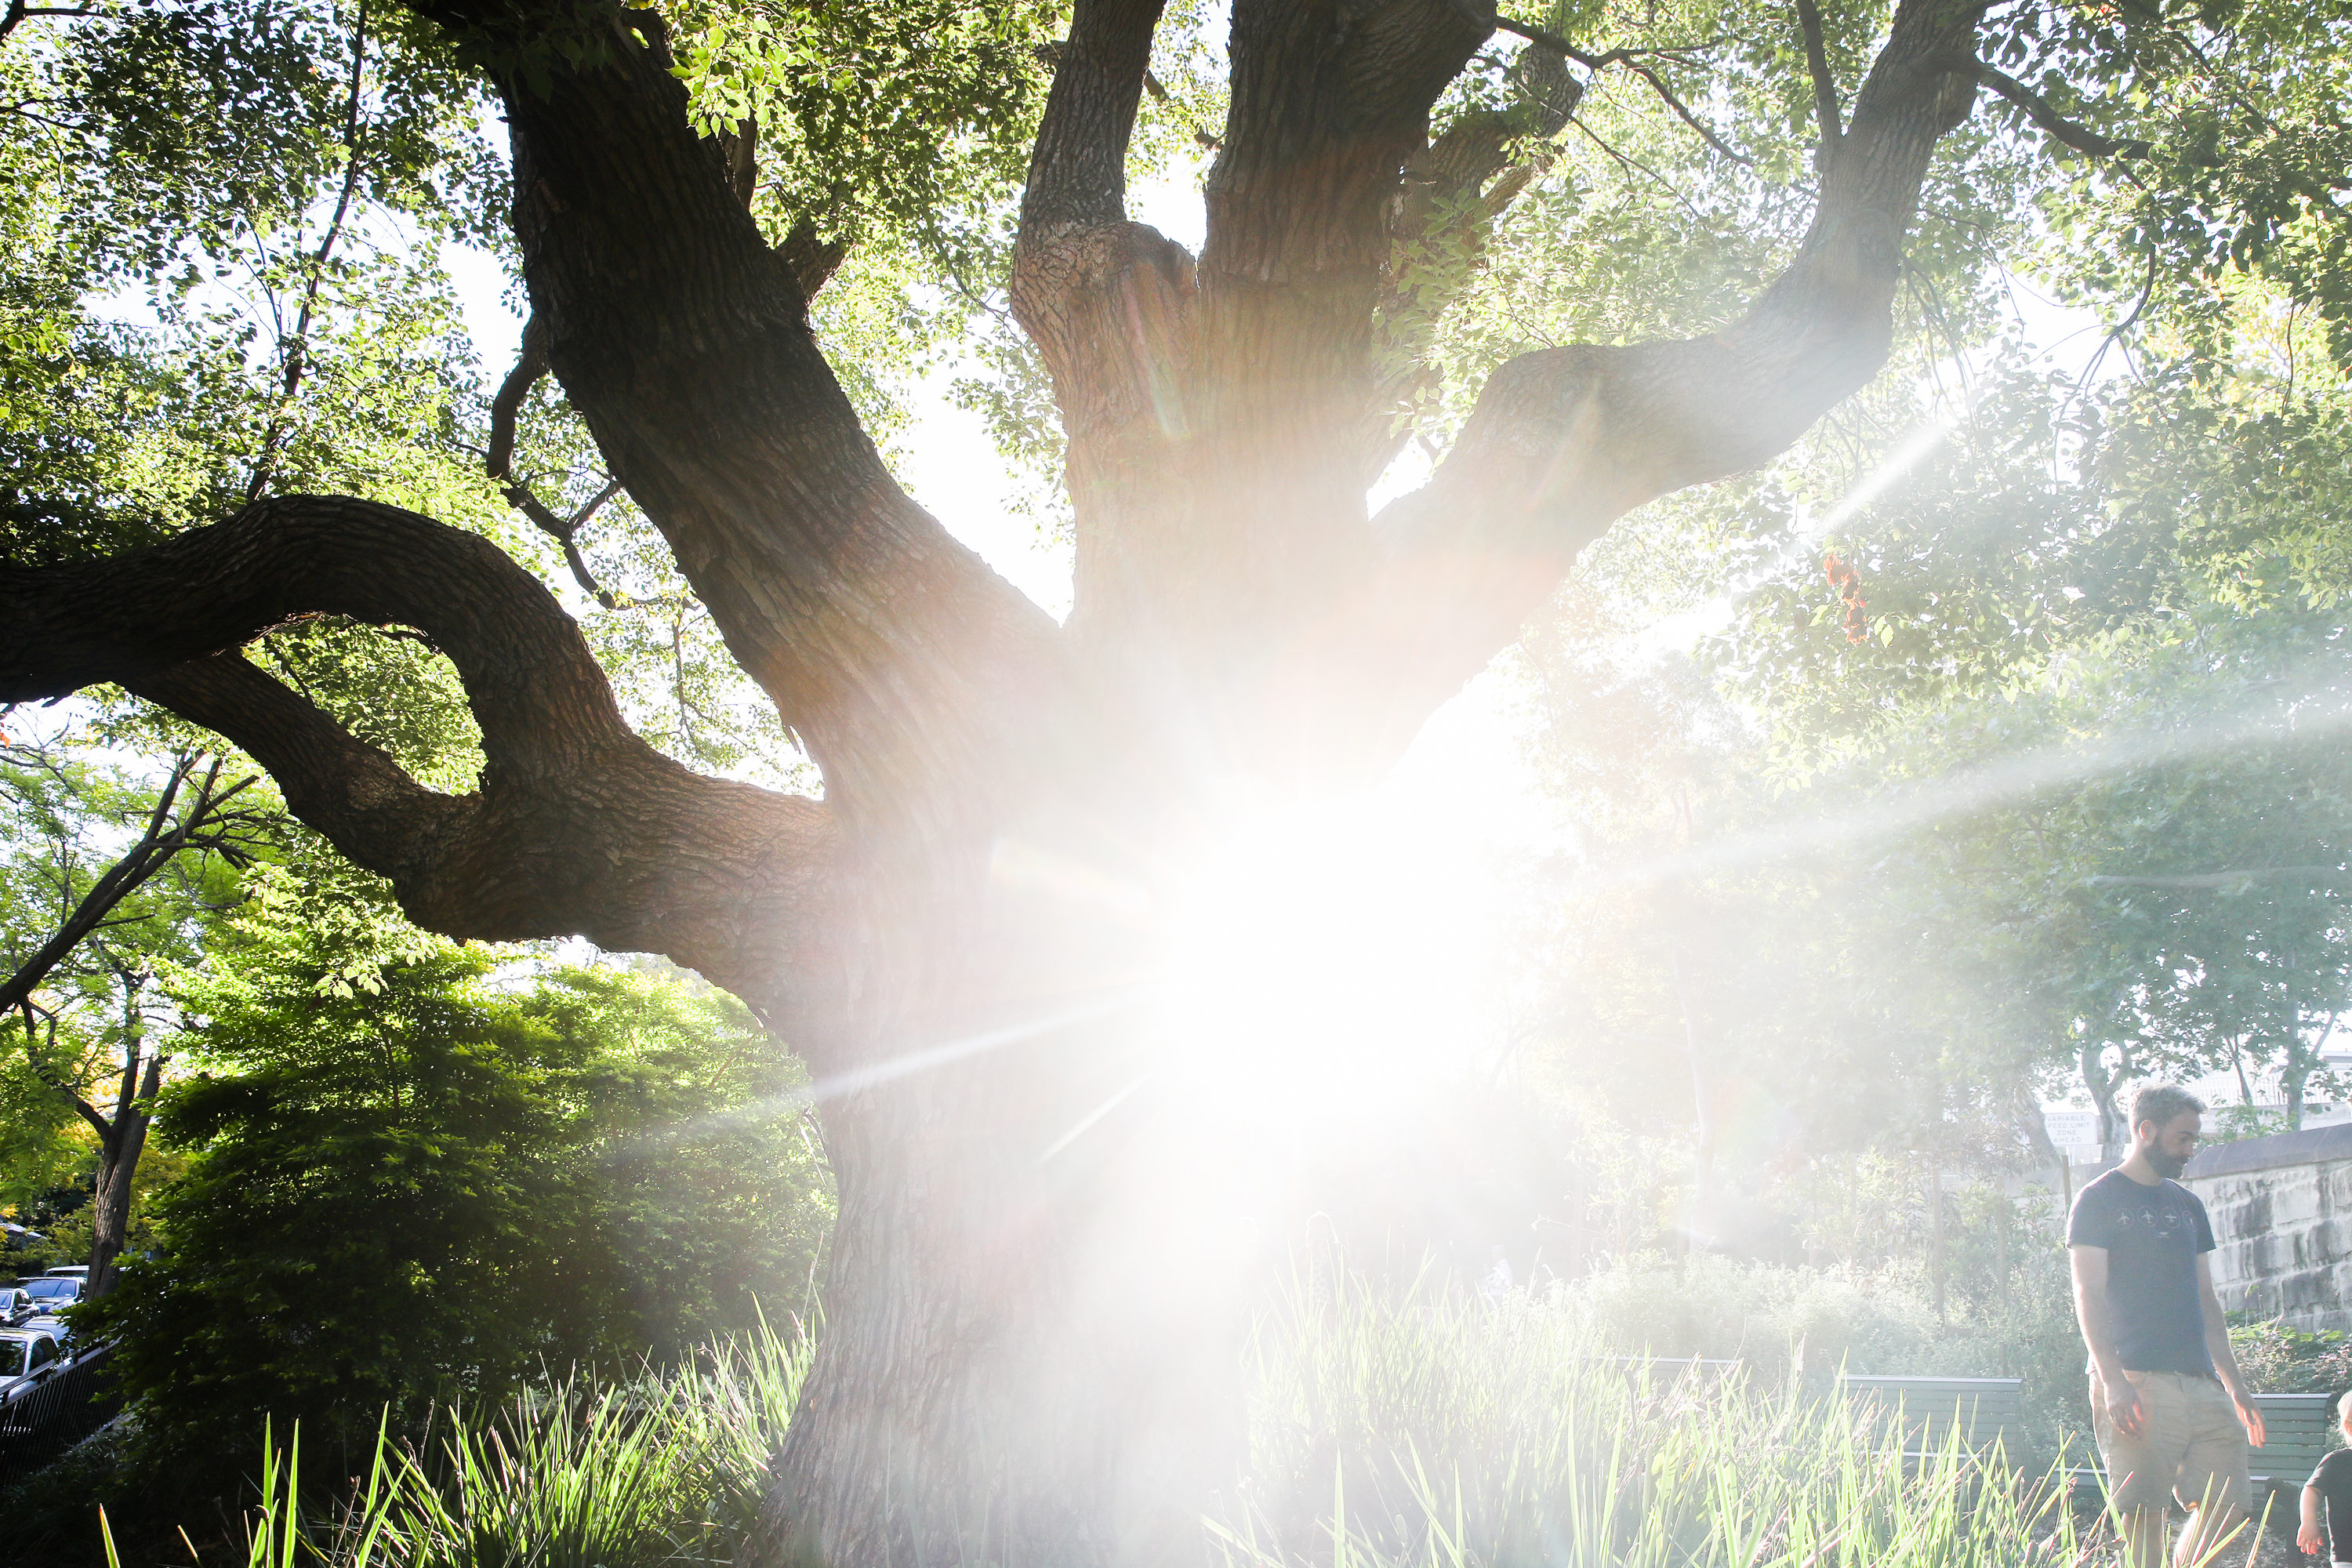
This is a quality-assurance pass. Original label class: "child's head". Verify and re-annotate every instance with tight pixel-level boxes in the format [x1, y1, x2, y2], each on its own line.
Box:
[2338, 1392, 2352, 1437]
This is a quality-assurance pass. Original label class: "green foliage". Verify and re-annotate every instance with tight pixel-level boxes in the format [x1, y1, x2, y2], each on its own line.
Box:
[85, 925, 831, 1486]
[2230, 1318, 2352, 1399]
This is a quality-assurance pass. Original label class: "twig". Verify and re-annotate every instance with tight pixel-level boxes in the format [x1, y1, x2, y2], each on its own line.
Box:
[1496, 15, 1752, 165]
[246, 0, 372, 502]
[1570, 114, 1711, 225]
[1974, 60, 2151, 159]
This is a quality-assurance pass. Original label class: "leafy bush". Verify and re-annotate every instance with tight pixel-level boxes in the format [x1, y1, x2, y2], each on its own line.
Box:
[82, 927, 832, 1492]
[2231, 1319, 2352, 1399]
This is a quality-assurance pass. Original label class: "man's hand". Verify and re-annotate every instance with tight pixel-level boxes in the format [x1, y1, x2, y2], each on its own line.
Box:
[2230, 1384, 2267, 1446]
[2100, 1371, 2147, 1437]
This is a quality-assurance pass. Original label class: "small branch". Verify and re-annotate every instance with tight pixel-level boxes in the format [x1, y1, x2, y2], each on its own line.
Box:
[1137, 61, 1219, 151]
[0, 0, 95, 44]
[486, 314, 550, 480]
[245, 0, 372, 503]
[1794, 0, 1843, 158]
[1496, 15, 1752, 165]
[1974, 60, 2151, 159]
[483, 314, 647, 611]
[503, 474, 633, 608]
[1622, 61, 1753, 166]
[2085, 867, 2337, 891]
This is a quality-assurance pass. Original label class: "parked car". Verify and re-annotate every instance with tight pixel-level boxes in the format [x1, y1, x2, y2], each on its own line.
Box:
[38, 1267, 86, 1280]
[19, 1313, 71, 1348]
[0, 1288, 30, 1325]
[19, 1277, 78, 1310]
[0, 1328, 66, 1397]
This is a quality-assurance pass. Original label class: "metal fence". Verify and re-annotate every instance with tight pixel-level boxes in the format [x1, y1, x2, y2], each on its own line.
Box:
[0, 1340, 118, 1492]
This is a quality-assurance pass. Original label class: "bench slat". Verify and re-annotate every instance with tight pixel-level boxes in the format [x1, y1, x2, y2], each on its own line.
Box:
[1838, 1375, 2025, 1452]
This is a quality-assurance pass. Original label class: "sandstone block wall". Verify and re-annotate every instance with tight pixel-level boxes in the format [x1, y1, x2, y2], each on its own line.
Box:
[2181, 1124, 2352, 1333]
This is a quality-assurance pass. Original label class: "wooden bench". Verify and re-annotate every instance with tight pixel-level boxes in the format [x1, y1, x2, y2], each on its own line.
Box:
[2252, 1392, 2336, 1497]
[1838, 1375, 2025, 1461]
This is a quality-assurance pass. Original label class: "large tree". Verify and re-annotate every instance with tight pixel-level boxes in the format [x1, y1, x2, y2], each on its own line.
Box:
[0, 0, 2263, 1555]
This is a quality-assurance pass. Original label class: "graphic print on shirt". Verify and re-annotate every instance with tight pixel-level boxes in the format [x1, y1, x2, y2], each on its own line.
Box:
[2067, 1170, 2217, 1377]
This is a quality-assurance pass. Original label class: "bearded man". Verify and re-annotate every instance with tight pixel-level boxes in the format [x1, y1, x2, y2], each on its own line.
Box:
[2070, 1083, 2267, 1568]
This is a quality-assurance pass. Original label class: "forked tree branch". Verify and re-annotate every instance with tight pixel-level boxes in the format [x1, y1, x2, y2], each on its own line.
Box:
[0, 497, 838, 1011]
[1363, 0, 1991, 722]
[459, 6, 1069, 815]
[1493, 15, 1751, 164]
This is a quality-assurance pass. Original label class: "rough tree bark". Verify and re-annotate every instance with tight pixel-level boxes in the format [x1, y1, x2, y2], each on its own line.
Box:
[1, 0, 2003, 1559]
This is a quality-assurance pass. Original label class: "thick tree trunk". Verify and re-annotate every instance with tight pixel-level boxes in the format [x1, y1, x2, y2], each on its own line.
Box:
[768, 1000, 1254, 1566]
[88, 996, 161, 1299]
[87, 1047, 158, 1299]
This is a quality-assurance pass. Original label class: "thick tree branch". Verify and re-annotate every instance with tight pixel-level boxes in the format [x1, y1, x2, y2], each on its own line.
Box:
[1359, 0, 1990, 740]
[1367, 48, 1584, 478]
[1012, 0, 1192, 449]
[1020, 0, 1167, 236]
[0, 497, 839, 1012]
[1974, 60, 2151, 158]
[407, 2, 1069, 821]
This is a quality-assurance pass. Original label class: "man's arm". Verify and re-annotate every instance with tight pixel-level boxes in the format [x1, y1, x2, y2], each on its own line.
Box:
[2072, 1243, 2147, 1436]
[2198, 1252, 2266, 1446]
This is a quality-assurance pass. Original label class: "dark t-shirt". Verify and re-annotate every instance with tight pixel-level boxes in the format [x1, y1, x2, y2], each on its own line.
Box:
[2067, 1168, 2216, 1377]
[2310, 1448, 2352, 1561]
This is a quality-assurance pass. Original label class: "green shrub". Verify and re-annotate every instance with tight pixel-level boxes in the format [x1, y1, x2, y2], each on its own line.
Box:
[2230, 1318, 2352, 1399]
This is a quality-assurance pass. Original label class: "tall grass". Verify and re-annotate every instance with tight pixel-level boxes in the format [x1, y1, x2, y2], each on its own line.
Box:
[110, 1276, 2275, 1567]
[1222, 1267, 2129, 1567]
[118, 1322, 811, 1568]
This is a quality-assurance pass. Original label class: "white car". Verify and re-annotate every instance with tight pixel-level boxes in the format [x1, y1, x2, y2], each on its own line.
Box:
[0, 1327, 66, 1397]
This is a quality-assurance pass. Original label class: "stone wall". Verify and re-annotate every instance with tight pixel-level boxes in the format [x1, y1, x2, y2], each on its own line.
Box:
[2180, 1123, 2352, 1332]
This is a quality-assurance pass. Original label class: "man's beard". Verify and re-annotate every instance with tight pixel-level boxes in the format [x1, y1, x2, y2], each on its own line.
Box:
[2147, 1146, 2189, 1179]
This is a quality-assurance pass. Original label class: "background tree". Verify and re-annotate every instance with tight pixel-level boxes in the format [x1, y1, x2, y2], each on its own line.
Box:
[0, 739, 270, 1290]
[87, 920, 832, 1490]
